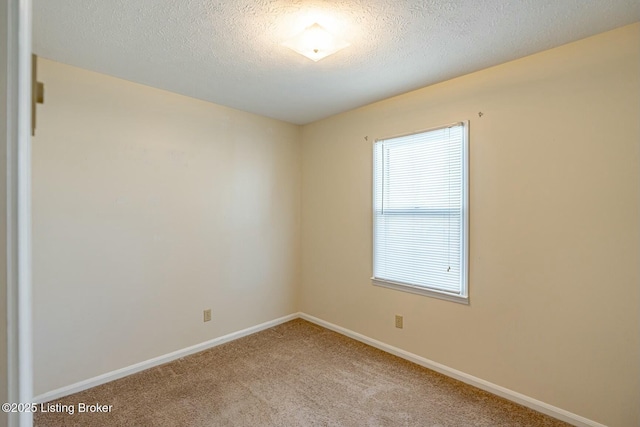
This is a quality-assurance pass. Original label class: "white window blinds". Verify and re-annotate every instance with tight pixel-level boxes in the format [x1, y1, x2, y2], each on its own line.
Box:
[373, 122, 468, 303]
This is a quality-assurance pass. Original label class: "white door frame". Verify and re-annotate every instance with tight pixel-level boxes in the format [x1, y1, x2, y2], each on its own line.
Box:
[3, 0, 33, 426]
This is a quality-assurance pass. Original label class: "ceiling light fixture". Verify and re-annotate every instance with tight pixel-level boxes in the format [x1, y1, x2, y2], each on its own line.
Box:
[282, 23, 350, 62]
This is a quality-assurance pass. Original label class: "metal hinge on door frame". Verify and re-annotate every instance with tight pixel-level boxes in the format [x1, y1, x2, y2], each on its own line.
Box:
[31, 53, 44, 136]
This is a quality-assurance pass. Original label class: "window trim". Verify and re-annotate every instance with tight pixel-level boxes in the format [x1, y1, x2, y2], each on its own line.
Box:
[371, 121, 470, 305]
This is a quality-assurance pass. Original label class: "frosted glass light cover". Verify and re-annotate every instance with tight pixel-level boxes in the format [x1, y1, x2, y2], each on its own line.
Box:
[282, 23, 350, 62]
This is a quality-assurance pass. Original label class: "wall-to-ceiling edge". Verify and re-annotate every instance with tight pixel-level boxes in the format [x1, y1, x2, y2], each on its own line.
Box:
[299, 23, 639, 427]
[32, 58, 302, 397]
[30, 23, 639, 427]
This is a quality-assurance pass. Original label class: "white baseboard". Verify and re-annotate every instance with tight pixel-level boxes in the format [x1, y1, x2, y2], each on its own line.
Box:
[33, 311, 606, 427]
[33, 313, 299, 404]
[298, 313, 606, 427]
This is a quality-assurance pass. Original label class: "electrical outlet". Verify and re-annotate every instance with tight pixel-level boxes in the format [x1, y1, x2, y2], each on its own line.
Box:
[395, 315, 403, 329]
[203, 309, 212, 322]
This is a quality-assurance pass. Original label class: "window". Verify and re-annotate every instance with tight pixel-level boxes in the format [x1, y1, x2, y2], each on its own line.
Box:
[372, 122, 469, 304]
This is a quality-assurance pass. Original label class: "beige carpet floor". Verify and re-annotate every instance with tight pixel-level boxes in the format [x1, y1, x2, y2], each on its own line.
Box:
[34, 319, 570, 426]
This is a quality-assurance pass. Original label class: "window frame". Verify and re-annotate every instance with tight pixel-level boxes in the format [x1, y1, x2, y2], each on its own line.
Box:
[371, 121, 470, 304]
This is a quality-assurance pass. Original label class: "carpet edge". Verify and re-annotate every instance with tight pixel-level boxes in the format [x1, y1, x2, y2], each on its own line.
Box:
[32, 312, 300, 404]
[298, 313, 607, 427]
[33, 312, 608, 427]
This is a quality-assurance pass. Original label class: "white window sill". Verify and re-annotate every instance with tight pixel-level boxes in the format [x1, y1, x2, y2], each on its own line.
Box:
[371, 278, 469, 305]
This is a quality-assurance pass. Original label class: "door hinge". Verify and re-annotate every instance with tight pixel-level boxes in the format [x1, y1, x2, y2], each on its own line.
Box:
[32, 54, 44, 136]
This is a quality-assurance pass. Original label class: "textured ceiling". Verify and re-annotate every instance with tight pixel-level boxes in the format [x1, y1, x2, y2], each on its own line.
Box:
[33, 0, 639, 125]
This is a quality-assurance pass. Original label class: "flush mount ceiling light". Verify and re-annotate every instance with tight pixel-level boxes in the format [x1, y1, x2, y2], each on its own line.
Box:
[282, 23, 350, 62]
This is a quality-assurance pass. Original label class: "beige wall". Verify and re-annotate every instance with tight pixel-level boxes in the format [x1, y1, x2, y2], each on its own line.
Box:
[32, 59, 301, 395]
[300, 24, 639, 427]
[32, 24, 639, 427]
